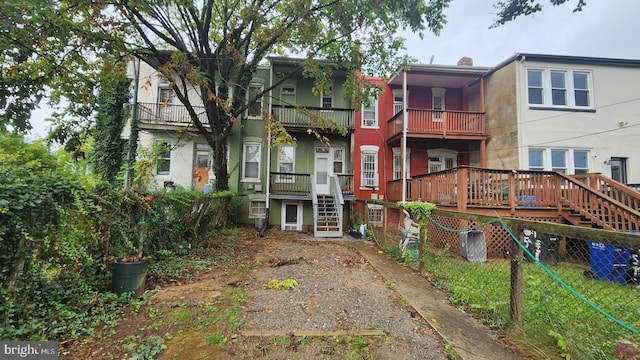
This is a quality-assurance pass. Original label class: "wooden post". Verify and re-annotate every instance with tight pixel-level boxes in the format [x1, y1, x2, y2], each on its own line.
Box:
[457, 167, 468, 212]
[510, 224, 524, 327]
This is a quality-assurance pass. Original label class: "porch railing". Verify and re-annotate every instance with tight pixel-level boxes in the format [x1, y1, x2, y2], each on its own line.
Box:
[388, 167, 640, 232]
[387, 109, 485, 139]
[572, 173, 640, 211]
[337, 174, 354, 196]
[136, 102, 207, 125]
[269, 172, 312, 195]
[272, 105, 354, 129]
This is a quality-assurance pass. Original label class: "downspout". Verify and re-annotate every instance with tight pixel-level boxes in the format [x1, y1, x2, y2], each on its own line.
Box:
[260, 63, 273, 237]
[401, 69, 408, 204]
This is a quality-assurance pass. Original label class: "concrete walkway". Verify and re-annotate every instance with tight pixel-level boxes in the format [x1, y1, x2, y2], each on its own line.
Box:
[352, 241, 520, 360]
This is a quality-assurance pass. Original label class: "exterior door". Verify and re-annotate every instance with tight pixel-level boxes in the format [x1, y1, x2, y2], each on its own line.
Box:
[315, 147, 331, 194]
[610, 157, 627, 184]
[192, 144, 212, 191]
[282, 202, 302, 231]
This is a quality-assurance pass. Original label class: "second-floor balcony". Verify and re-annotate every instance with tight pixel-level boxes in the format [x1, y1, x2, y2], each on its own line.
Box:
[272, 105, 354, 131]
[387, 109, 485, 142]
[136, 102, 207, 126]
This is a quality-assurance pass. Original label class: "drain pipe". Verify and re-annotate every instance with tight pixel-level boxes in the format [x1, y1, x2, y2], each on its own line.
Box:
[260, 62, 274, 237]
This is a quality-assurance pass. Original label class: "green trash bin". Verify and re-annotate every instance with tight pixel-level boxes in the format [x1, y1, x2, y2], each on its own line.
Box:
[110, 261, 149, 297]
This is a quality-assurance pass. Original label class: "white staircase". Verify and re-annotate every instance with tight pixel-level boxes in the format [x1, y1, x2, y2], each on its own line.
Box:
[315, 195, 343, 237]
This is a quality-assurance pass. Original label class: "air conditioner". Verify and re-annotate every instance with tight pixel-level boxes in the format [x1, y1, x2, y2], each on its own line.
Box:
[363, 119, 375, 127]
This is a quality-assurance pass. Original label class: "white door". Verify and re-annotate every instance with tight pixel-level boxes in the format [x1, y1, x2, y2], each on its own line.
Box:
[315, 147, 331, 194]
[282, 202, 302, 231]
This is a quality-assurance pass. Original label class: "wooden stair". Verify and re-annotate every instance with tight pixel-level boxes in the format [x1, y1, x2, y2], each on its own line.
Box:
[315, 195, 342, 237]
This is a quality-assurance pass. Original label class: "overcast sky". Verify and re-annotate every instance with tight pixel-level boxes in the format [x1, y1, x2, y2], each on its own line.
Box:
[400, 0, 640, 67]
[28, 0, 640, 139]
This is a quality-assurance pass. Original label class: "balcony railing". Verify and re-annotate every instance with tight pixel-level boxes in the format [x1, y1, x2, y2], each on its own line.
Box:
[337, 174, 354, 196]
[136, 102, 207, 125]
[269, 172, 312, 195]
[387, 109, 485, 139]
[272, 105, 354, 130]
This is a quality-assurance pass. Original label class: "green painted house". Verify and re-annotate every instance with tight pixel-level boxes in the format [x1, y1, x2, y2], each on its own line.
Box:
[129, 57, 355, 237]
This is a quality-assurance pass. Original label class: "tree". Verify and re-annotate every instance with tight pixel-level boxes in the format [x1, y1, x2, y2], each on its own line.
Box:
[1, 0, 453, 190]
[491, 0, 587, 28]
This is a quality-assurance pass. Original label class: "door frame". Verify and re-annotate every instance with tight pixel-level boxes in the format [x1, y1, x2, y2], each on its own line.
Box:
[314, 147, 331, 194]
[281, 201, 302, 231]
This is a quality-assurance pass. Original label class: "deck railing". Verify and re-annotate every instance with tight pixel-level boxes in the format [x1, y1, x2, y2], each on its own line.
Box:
[269, 173, 312, 195]
[387, 109, 485, 139]
[337, 174, 354, 196]
[572, 173, 640, 211]
[388, 167, 640, 232]
[272, 105, 354, 129]
[136, 102, 207, 125]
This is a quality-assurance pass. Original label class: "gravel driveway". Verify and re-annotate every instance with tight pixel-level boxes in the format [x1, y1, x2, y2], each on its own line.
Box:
[242, 236, 450, 360]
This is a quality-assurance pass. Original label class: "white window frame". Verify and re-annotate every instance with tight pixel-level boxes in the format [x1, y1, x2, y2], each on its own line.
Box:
[528, 148, 545, 171]
[320, 83, 333, 109]
[155, 141, 172, 175]
[362, 96, 378, 128]
[360, 145, 379, 189]
[249, 199, 266, 219]
[526, 68, 594, 110]
[242, 141, 262, 182]
[247, 83, 263, 118]
[392, 89, 407, 114]
[428, 149, 457, 173]
[367, 204, 384, 224]
[432, 87, 446, 122]
[527, 148, 591, 174]
[276, 145, 295, 183]
[392, 147, 411, 180]
[333, 148, 344, 174]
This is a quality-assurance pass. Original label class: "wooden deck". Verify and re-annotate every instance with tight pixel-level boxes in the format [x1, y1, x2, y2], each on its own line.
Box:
[387, 167, 640, 232]
[387, 109, 485, 142]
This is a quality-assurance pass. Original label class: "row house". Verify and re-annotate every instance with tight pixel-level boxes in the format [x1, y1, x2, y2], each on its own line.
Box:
[128, 57, 354, 237]
[362, 54, 640, 233]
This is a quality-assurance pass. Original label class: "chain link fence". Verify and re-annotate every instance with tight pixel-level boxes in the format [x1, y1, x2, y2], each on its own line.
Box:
[354, 200, 640, 359]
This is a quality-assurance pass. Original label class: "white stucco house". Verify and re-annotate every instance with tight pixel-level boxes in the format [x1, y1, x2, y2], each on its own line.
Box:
[483, 53, 640, 186]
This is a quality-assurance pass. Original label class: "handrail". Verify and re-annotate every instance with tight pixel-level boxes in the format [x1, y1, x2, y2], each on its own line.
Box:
[387, 166, 640, 232]
[311, 175, 318, 237]
[269, 172, 311, 195]
[555, 172, 640, 232]
[387, 108, 485, 139]
[336, 174, 354, 195]
[332, 175, 344, 234]
[136, 102, 208, 125]
[572, 173, 640, 212]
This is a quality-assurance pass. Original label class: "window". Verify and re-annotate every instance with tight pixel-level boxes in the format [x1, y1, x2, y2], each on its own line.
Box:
[243, 142, 261, 180]
[156, 141, 171, 175]
[360, 146, 379, 188]
[321, 85, 333, 108]
[573, 150, 589, 174]
[362, 97, 377, 127]
[526, 68, 593, 109]
[392, 89, 407, 114]
[528, 148, 590, 174]
[280, 84, 296, 105]
[551, 149, 567, 173]
[573, 72, 590, 107]
[367, 204, 383, 224]
[528, 149, 545, 170]
[333, 148, 344, 173]
[527, 70, 543, 105]
[158, 88, 174, 103]
[392, 147, 411, 180]
[248, 84, 263, 118]
[277, 145, 295, 182]
[427, 149, 457, 173]
[249, 200, 266, 219]
[432, 88, 446, 121]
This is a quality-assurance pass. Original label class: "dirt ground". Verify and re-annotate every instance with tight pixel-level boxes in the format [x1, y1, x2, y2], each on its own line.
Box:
[60, 230, 451, 359]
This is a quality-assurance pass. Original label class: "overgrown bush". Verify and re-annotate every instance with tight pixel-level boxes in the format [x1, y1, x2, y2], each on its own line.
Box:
[0, 134, 238, 341]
